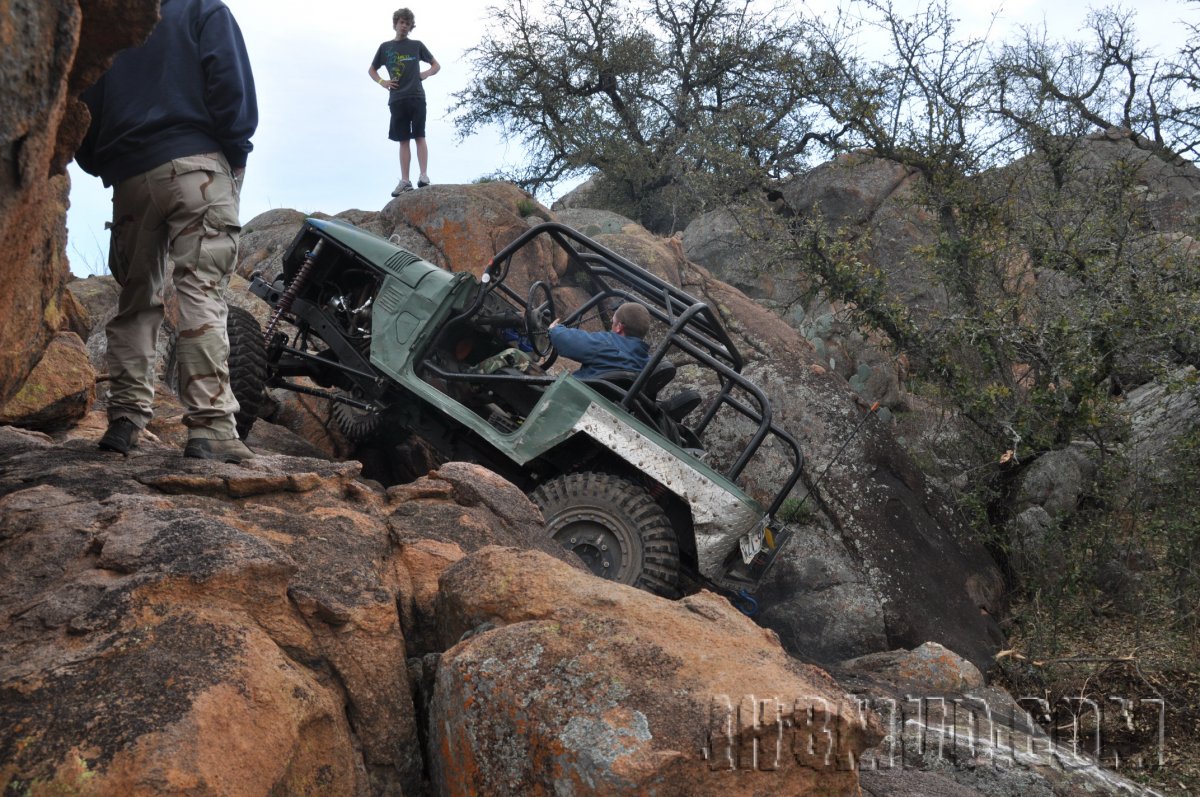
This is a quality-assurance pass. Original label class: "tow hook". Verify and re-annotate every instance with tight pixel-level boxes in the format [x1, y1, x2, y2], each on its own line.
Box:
[709, 580, 761, 617]
[733, 589, 759, 617]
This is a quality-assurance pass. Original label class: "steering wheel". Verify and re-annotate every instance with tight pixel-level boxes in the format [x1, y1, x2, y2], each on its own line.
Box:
[524, 280, 556, 358]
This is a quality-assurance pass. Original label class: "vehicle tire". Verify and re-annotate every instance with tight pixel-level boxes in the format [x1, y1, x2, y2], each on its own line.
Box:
[531, 472, 680, 598]
[226, 307, 268, 439]
[332, 396, 382, 442]
[164, 306, 267, 440]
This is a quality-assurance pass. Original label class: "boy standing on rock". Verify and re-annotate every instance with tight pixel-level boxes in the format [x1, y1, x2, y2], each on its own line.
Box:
[368, 8, 440, 197]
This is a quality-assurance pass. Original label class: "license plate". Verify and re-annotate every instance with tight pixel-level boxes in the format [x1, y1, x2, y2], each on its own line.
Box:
[739, 523, 766, 564]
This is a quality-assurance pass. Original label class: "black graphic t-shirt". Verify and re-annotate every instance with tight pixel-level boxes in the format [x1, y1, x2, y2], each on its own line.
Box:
[372, 39, 434, 103]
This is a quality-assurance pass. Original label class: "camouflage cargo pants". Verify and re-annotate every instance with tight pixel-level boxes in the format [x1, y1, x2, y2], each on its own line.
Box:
[105, 152, 242, 440]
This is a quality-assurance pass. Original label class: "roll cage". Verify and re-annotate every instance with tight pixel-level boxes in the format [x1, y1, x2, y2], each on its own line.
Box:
[432, 222, 804, 520]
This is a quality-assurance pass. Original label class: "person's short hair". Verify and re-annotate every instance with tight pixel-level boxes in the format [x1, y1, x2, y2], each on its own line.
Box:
[393, 8, 415, 26]
[614, 302, 651, 338]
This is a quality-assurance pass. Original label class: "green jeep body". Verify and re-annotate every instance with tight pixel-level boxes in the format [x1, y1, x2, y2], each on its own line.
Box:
[244, 218, 803, 601]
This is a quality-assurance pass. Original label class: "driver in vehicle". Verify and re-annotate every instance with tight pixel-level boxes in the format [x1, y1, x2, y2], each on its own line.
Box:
[548, 302, 651, 378]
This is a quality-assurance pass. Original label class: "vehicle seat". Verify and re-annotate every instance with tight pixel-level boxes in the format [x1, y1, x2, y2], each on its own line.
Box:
[660, 388, 702, 422]
[580, 370, 639, 402]
[586, 359, 677, 401]
[644, 359, 677, 400]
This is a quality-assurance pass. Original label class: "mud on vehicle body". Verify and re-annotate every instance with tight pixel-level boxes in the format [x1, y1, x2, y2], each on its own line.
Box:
[239, 218, 804, 602]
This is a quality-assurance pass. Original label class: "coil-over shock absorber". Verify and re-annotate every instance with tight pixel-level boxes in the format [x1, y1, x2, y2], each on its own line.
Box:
[262, 239, 325, 343]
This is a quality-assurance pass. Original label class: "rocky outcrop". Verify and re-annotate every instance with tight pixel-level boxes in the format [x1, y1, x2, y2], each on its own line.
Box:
[1123, 367, 1200, 490]
[2, 416, 1153, 796]
[0, 426, 423, 794]
[1003, 445, 1100, 577]
[431, 546, 880, 795]
[779, 154, 941, 312]
[186, 186, 1007, 673]
[1008, 128, 1200, 237]
[551, 174, 600, 211]
[0, 331, 95, 429]
[997, 131, 1200, 388]
[0, 0, 157, 406]
[64, 273, 121, 369]
[681, 154, 927, 410]
[0, 414, 572, 794]
[377, 182, 562, 287]
[0, 421, 883, 796]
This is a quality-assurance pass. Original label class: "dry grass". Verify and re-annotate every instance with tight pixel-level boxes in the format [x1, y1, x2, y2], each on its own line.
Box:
[994, 583, 1200, 796]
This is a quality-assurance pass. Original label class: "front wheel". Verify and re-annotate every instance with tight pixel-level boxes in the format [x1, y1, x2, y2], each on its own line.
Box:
[225, 307, 268, 439]
[531, 472, 680, 598]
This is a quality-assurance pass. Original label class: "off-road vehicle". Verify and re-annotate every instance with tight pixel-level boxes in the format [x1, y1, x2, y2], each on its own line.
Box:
[233, 218, 804, 602]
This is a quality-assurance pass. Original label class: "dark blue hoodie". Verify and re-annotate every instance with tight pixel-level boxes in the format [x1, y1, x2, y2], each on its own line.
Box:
[75, 0, 257, 187]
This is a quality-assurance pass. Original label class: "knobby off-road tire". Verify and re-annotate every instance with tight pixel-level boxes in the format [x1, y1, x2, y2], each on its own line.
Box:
[165, 306, 267, 440]
[226, 307, 268, 439]
[531, 472, 680, 598]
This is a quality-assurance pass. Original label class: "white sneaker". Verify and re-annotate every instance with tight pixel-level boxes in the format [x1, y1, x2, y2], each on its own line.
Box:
[417, 175, 431, 187]
[391, 179, 413, 196]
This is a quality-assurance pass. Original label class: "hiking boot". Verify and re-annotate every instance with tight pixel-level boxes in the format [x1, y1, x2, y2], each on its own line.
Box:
[184, 437, 255, 464]
[417, 175, 431, 188]
[391, 179, 413, 196]
[98, 417, 140, 454]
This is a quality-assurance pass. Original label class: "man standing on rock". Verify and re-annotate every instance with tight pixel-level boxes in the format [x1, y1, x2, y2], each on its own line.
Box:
[75, 0, 257, 463]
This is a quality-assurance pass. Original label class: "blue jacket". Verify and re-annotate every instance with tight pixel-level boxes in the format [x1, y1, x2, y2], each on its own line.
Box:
[75, 0, 257, 187]
[548, 326, 649, 379]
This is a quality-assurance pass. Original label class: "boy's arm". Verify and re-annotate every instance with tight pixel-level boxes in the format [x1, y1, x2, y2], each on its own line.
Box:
[369, 45, 394, 89]
[368, 64, 394, 89]
[419, 44, 440, 81]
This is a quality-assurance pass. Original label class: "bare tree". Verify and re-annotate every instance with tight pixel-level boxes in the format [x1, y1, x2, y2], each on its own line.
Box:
[451, 0, 826, 231]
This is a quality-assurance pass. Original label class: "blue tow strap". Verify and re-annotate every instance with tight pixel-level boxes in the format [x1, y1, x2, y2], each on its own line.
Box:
[735, 589, 759, 617]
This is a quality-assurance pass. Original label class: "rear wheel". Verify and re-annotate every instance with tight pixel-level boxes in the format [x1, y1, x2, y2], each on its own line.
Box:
[531, 472, 680, 598]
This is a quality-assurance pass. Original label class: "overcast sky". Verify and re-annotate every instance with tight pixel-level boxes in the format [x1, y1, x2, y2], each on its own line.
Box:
[65, 0, 1195, 275]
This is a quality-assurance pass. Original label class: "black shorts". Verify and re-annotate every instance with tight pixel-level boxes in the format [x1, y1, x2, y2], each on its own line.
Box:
[388, 96, 427, 141]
